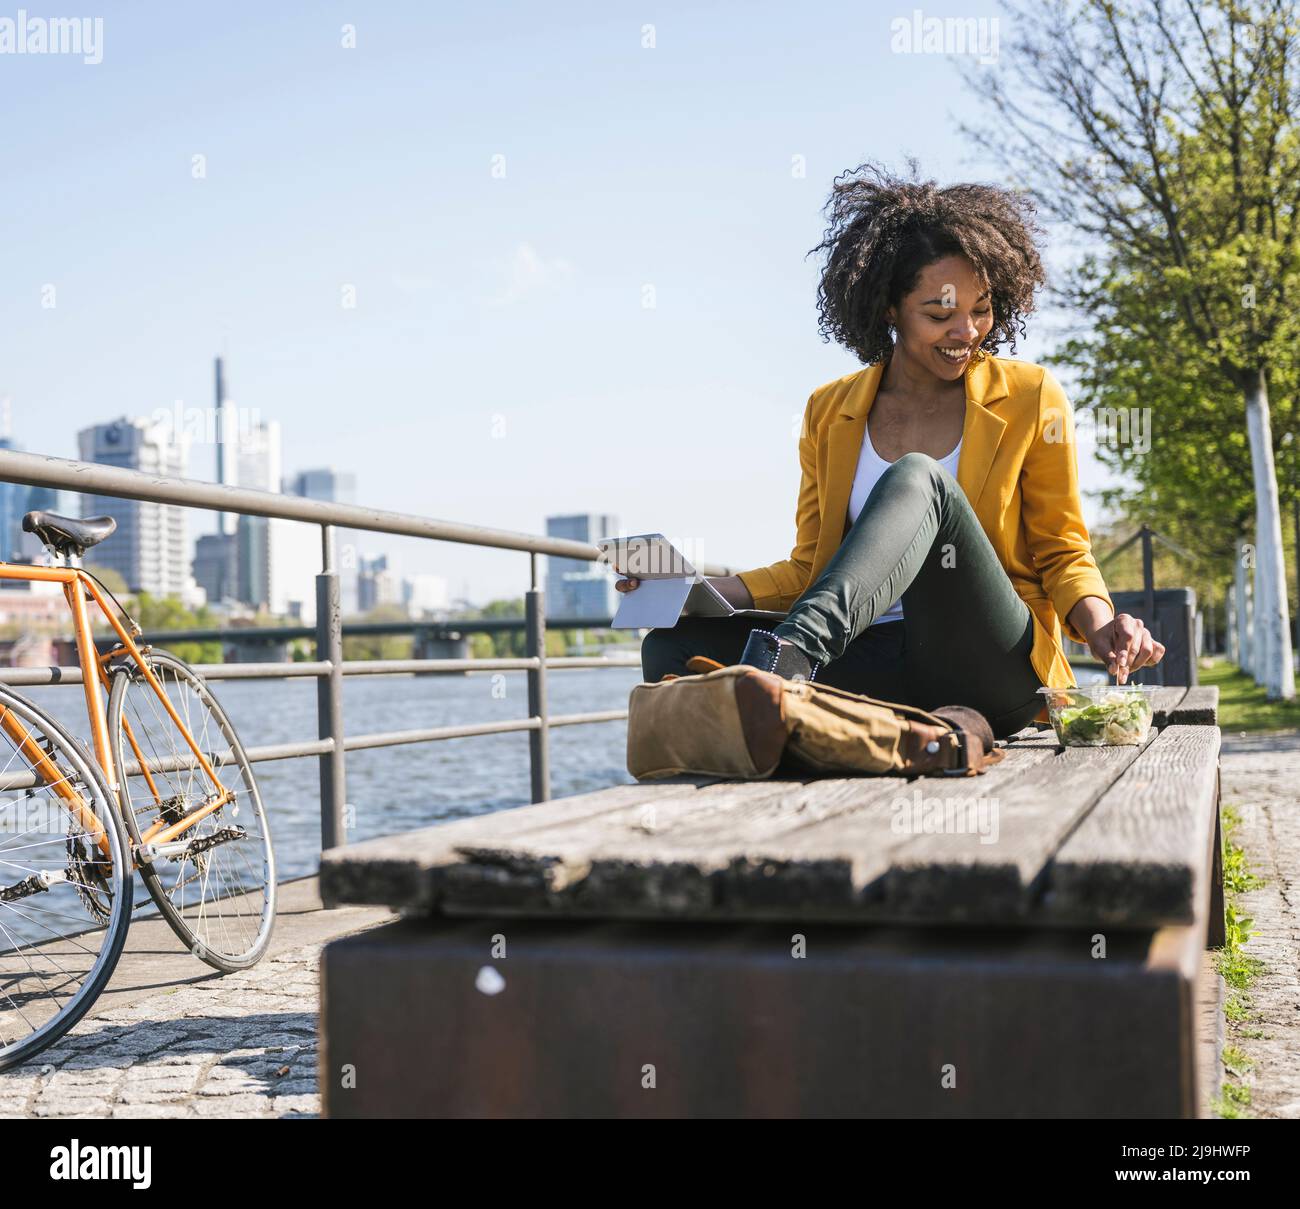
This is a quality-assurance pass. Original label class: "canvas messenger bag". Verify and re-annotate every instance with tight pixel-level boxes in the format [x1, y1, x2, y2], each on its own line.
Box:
[626, 661, 1004, 781]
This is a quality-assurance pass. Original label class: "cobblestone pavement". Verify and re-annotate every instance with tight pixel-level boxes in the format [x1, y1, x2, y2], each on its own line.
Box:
[0, 942, 326, 1119]
[1218, 730, 1300, 1119]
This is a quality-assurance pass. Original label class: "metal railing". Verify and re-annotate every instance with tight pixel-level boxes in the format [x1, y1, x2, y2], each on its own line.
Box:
[0, 448, 736, 852]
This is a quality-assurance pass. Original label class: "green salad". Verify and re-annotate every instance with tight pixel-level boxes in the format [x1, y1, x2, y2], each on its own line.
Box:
[1049, 692, 1152, 746]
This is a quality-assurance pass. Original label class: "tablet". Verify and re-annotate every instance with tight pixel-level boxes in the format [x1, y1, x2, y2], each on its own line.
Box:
[596, 532, 788, 629]
[596, 532, 697, 581]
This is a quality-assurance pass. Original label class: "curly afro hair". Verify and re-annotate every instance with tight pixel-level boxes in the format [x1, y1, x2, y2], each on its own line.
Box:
[810, 161, 1046, 365]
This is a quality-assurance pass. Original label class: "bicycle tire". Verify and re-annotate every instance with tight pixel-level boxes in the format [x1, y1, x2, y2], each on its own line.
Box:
[0, 684, 133, 1072]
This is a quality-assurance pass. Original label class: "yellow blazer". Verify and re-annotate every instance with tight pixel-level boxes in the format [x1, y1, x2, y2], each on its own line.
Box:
[736, 352, 1112, 689]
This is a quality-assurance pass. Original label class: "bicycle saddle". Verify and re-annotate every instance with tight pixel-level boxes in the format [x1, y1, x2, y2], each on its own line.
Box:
[22, 511, 117, 558]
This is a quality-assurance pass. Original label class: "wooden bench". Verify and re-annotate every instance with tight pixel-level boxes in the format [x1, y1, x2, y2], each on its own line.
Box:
[318, 684, 1223, 1118]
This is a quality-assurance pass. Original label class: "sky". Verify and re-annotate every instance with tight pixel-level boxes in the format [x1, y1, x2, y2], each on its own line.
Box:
[0, 0, 1117, 605]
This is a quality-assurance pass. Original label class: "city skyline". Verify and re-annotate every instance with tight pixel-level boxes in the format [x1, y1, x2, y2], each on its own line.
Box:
[0, 384, 455, 623]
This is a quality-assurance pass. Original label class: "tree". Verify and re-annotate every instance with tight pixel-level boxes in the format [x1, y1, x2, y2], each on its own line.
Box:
[128, 592, 222, 663]
[966, 0, 1297, 697]
[1052, 258, 1299, 669]
[88, 565, 130, 597]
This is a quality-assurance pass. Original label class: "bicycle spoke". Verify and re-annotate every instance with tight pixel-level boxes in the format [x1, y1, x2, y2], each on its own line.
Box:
[111, 653, 275, 970]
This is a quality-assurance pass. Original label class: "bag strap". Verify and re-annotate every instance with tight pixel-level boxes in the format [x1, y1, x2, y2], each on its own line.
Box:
[788, 677, 952, 731]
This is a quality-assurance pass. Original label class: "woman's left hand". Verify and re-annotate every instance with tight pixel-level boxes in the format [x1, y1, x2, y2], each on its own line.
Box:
[1085, 613, 1166, 684]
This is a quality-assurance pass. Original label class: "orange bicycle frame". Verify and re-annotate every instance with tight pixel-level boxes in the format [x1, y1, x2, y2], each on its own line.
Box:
[0, 562, 233, 859]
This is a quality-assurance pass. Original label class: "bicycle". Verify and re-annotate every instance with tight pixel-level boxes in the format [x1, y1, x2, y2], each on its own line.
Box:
[0, 510, 276, 1070]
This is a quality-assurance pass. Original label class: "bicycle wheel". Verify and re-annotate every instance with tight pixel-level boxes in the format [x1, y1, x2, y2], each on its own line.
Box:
[107, 649, 276, 972]
[0, 684, 132, 1071]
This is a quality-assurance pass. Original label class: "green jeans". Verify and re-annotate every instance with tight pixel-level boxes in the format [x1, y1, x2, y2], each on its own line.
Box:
[639, 452, 1043, 737]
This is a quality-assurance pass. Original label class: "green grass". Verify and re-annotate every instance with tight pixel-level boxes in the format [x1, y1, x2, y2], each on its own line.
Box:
[1212, 1082, 1252, 1118]
[1224, 991, 1253, 1023]
[1212, 805, 1268, 1119]
[1222, 1044, 1255, 1075]
[1199, 658, 1300, 731]
[1217, 903, 1268, 988]
[1222, 806, 1265, 894]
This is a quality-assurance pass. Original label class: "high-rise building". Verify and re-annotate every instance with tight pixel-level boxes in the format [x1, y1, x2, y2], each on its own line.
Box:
[78, 417, 189, 597]
[194, 358, 289, 611]
[356, 553, 401, 613]
[193, 531, 239, 604]
[266, 517, 318, 624]
[0, 400, 18, 563]
[0, 401, 64, 564]
[545, 513, 618, 620]
[0, 437, 31, 563]
[214, 357, 235, 538]
[290, 468, 356, 504]
[234, 418, 283, 608]
[289, 467, 361, 614]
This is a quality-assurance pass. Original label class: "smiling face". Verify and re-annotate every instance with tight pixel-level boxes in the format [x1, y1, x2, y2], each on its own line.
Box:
[886, 254, 994, 383]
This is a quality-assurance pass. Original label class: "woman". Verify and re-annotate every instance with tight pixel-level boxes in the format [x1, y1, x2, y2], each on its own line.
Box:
[624, 164, 1164, 737]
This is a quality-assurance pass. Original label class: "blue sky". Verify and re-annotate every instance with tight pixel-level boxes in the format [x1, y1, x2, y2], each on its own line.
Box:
[0, 0, 1111, 603]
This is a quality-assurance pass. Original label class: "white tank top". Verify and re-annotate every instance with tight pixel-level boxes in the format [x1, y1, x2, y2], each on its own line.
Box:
[845, 426, 963, 625]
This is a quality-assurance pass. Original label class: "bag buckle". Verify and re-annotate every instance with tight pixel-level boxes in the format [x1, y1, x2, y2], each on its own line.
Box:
[940, 728, 974, 775]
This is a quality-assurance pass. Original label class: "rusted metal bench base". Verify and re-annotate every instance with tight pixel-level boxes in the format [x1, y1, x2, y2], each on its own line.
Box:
[321, 913, 1208, 1118]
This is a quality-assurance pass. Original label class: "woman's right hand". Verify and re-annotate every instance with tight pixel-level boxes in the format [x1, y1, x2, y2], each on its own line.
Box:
[614, 576, 641, 593]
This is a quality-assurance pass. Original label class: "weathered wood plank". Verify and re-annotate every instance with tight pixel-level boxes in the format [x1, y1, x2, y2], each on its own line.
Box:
[1148, 687, 1188, 728]
[320, 775, 728, 910]
[438, 735, 1068, 920]
[324, 735, 1063, 918]
[874, 735, 1153, 922]
[1042, 725, 1222, 926]
[717, 733, 1063, 916]
[1169, 685, 1218, 726]
[439, 777, 838, 915]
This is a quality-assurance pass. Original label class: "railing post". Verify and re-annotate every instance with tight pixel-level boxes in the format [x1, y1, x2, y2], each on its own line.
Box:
[525, 552, 550, 803]
[317, 524, 347, 849]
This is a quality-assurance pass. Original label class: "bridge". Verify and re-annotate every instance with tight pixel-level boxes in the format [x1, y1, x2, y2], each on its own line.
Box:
[87, 615, 630, 665]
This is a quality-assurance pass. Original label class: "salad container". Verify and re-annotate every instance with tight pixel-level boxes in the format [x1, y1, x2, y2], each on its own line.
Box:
[1037, 684, 1159, 747]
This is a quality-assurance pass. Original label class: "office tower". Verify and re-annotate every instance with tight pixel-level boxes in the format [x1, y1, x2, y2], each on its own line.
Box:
[214, 358, 235, 538]
[193, 531, 239, 604]
[201, 357, 285, 608]
[77, 417, 189, 597]
[193, 354, 297, 612]
[0, 403, 58, 564]
[0, 437, 28, 563]
[290, 468, 356, 504]
[289, 467, 360, 614]
[545, 513, 618, 620]
[234, 418, 283, 608]
[262, 517, 318, 624]
[235, 419, 282, 495]
[0, 400, 18, 561]
[356, 553, 401, 613]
